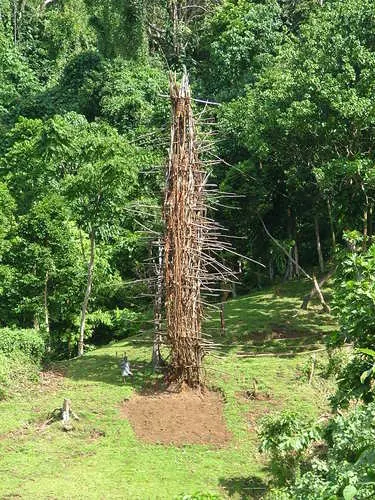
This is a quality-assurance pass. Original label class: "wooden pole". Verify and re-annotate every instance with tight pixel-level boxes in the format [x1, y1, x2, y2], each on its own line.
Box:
[220, 303, 225, 336]
[314, 215, 325, 273]
[152, 238, 164, 370]
[163, 71, 206, 388]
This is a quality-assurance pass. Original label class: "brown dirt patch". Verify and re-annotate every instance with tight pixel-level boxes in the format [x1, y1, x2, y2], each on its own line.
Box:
[234, 390, 281, 432]
[121, 388, 231, 446]
[38, 368, 65, 393]
[269, 326, 314, 340]
[89, 429, 106, 441]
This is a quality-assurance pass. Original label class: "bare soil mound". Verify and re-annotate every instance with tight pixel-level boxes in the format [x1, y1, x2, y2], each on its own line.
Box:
[121, 388, 231, 446]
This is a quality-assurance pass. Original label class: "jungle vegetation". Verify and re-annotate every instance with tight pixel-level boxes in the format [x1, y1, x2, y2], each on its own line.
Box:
[1, 1, 375, 498]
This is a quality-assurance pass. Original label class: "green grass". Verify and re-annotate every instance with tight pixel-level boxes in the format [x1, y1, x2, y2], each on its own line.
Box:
[0, 280, 338, 499]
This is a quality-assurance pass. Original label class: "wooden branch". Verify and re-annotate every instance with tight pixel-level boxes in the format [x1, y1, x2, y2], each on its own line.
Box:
[258, 215, 311, 280]
[259, 215, 331, 312]
[301, 270, 334, 310]
[236, 348, 327, 358]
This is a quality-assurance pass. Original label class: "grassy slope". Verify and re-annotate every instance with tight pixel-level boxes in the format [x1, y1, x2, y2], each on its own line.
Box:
[0, 280, 337, 499]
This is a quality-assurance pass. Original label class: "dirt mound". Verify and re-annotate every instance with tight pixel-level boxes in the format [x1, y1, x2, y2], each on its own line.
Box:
[121, 389, 231, 446]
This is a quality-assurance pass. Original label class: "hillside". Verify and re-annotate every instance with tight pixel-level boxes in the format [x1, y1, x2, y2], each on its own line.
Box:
[0, 281, 338, 499]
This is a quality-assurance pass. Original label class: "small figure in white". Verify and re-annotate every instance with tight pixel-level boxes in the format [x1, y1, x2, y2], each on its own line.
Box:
[120, 353, 132, 383]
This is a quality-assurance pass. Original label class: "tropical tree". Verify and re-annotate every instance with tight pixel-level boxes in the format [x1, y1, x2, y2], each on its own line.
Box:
[64, 122, 150, 355]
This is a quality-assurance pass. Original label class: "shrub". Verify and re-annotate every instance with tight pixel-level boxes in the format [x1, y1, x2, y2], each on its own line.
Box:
[330, 237, 375, 408]
[330, 355, 374, 410]
[265, 404, 375, 499]
[290, 403, 375, 499]
[0, 327, 45, 363]
[0, 351, 40, 400]
[259, 411, 319, 485]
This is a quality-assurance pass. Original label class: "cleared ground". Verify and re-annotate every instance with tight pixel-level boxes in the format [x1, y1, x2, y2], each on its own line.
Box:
[122, 387, 231, 446]
[0, 280, 337, 499]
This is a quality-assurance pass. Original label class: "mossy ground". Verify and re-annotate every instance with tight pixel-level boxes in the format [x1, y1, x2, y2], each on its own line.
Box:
[0, 279, 337, 499]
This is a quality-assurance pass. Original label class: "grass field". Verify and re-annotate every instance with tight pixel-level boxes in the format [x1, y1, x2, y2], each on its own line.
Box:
[0, 280, 338, 499]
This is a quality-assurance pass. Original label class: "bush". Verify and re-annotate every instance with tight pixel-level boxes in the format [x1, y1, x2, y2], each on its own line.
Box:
[264, 404, 375, 499]
[330, 237, 375, 408]
[0, 351, 40, 400]
[330, 355, 375, 410]
[0, 327, 45, 363]
[259, 411, 319, 485]
[290, 403, 375, 499]
[332, 238, 375, 349]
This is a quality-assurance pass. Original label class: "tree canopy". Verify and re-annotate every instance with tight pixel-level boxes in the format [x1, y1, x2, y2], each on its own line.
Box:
[0, 0, 374, 357]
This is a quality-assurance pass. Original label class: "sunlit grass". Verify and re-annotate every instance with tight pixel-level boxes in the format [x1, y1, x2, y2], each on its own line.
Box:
[0, 280, 338, 499]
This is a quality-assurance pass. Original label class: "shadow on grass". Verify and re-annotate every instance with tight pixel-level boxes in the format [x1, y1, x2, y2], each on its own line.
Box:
[220, 475, 268, 499]
[64, 354, 161, 391]
[204, 285, 335, 356]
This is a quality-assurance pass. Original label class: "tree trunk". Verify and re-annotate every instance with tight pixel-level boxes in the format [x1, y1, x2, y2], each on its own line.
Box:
[284, 207, 294, 280]
[327, 199, 336, 250]
[294, 242, 300, 278]
[259, 215, 331, 312]
[169, 0, 180, 61]
[269, 258, 274, 281]
[363, 206, 368, 251]
[369, 205, 373, 240]
[312, 274, 330, 313]
[10, 0, 26, 45]
[268, 258, 275, 283]
[314, 215, 325, 273]
[44, 270, 51, 351]
[79, 229, 87, 262]
[283, 249, 293, 281]
[78, 230, 95, 357]
[293, 216, 299, 277]
[152, 239, 164, 371]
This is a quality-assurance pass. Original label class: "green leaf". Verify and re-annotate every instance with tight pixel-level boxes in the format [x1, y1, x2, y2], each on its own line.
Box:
[360, 367, 374, 384]
[357, 348, 375, 358]
[343, 484, 357, 500]
[360, 366, 374, 384]
[356, 447, 375, 466]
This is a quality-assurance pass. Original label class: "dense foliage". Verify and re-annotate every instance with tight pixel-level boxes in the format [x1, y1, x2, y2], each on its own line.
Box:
[328, 233, 375, 409]
[261, 405, 375, 499]
[2, 2, 375, 498]
[0, 327, 44, 399]
[0, 327, 45, 361]
[259, 411, 319, 485]
[0, 1, 374, 367]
